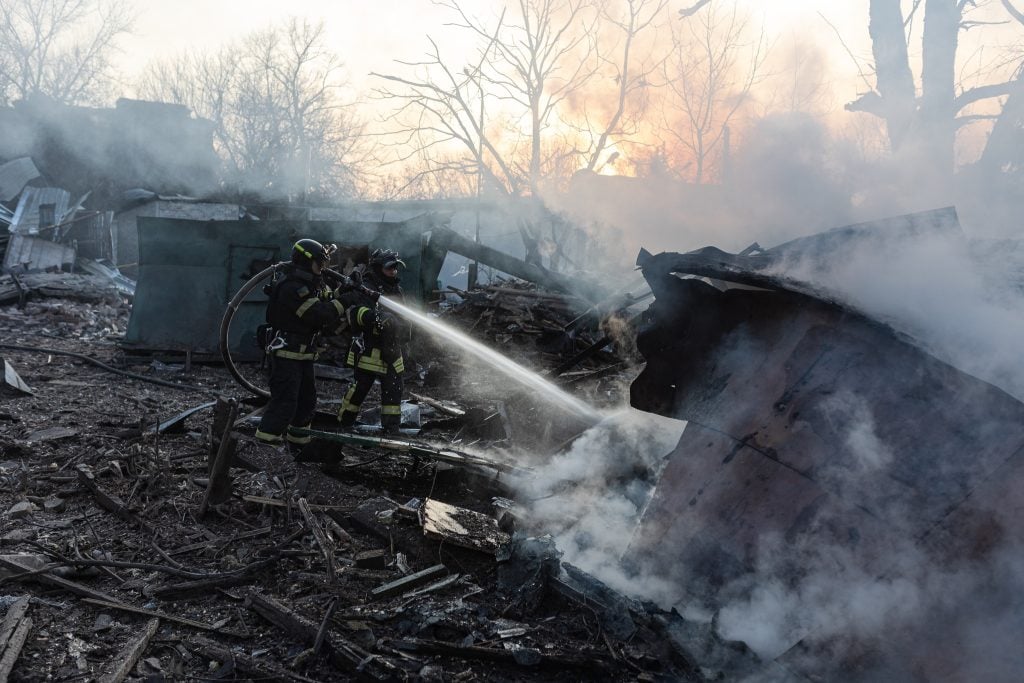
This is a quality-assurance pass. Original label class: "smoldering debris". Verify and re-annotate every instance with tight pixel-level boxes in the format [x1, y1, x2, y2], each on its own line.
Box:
[0, 279, 710, 682]
[9, 191, 1024, 681]
[621, 208, 1024, 681]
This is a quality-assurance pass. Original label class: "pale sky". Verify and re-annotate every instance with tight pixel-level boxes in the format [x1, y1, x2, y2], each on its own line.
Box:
[120, 1, 874, 95]
[118, 1, 1019, 102]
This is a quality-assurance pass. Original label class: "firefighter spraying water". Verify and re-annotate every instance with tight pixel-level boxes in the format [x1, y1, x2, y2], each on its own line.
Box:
[219, 241, 601, 440]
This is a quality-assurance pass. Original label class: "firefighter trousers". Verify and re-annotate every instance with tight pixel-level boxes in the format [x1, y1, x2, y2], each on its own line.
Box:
[337, 366, 403, 431]
[256, 355, 316, 445]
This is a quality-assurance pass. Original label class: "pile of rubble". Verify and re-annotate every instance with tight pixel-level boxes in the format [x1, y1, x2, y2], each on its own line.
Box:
[0, 290, 756, 682]
[433, 279, 644, 403]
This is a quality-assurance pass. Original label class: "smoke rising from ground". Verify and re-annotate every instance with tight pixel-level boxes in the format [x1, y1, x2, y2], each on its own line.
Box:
[773, 225, 1024, 404]
[528, 101, 1024, 681]
[512, 409, 685, 604]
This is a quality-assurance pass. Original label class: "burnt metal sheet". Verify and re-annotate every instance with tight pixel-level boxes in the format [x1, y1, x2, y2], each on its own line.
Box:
[627, 209, 1024, 680]
[1, 358, 32, 395]
[0, 157, 39, 202]
[635, 206, 961, 309]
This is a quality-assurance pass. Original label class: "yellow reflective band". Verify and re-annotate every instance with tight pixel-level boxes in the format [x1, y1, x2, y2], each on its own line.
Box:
[356, 358, 387, 373]
[356, 306, 371, 326]
[332, 300, 344, 316]
[340, 386, 361, 412]
[392, 358, 405, 373]
[381, 405, 402, 415]
[346, 351, 356, 366]
[356, 347, 386, 373]
[294, 241, 312, 258]
[274, 349, 317, 360]
[295, 298, 318, 317]
[286, 432, 312, 444]
[255, 429, 284, 443]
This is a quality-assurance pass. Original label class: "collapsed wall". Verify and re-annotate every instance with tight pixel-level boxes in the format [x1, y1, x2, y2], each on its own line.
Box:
[627, 209, 1024, 681]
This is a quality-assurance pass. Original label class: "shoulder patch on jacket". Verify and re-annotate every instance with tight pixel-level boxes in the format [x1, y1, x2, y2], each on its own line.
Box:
[297, 286, 310, 298]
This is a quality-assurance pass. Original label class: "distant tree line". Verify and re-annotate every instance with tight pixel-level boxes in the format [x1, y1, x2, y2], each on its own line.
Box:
[3, 0, 1024, 235]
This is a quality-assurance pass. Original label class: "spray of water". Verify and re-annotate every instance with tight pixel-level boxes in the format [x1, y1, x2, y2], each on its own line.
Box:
[379, 296, 602, 422]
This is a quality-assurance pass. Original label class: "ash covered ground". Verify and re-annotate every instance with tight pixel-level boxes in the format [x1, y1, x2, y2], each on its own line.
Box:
[0, 281, 720, 682]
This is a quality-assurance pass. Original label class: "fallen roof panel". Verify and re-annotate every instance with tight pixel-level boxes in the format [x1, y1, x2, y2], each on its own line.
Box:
[626, 208, 1024, 680]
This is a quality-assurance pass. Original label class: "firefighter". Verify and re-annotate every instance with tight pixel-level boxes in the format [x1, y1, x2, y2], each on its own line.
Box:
[337, 249, 408, 434]
[255, 239, 347, 449]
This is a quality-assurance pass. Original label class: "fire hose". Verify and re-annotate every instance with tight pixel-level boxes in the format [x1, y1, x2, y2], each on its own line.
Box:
[218, 262, 379, 399]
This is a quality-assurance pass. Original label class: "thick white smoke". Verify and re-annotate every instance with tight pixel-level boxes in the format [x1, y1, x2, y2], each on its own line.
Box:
[772, 225, 1024, 404]
[512, 408, 685, 604]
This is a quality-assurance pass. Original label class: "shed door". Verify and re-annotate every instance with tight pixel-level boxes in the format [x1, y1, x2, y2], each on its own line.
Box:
[226, 245, 281, 359]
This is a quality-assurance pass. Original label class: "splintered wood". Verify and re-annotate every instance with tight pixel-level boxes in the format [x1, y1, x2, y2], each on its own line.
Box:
[420, 498, 510, 554]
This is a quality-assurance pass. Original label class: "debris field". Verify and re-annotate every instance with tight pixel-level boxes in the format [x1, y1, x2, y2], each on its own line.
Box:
[0, 275, 715, 682]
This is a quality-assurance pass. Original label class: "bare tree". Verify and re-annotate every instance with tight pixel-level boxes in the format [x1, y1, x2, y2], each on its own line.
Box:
[848, 0, 1024, 178]
[658, 0, 766, 183]
[974, 0, 1024, 176]
[140, 17, 369, 199]
[577, 0, 671, 172]
[766, 35, 833, 116]
[372, 0, 600, 198]
[0, 0, 134, 106]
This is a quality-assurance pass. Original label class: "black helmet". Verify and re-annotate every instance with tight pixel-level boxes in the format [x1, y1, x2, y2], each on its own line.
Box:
[369, 248, 405, 270]
[292, 239, 331, 271]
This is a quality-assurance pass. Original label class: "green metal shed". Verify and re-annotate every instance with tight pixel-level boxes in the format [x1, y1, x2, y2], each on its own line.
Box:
[124, 216, 439, 358]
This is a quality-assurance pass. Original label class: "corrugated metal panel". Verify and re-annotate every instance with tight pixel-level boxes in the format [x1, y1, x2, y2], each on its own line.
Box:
[9, 187, 71, 235]
[2, 233, 76, 271]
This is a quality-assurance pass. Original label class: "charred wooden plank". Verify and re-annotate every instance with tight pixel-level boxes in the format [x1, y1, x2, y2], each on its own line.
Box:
[199, 398, 238, 515]
[0, 595, 31, 679]
[370, 564, 448, 600]
[245, 592, 396, 679]
[298, 498, 336, 584]
[421, 499, 510, 554]
[76, 464, 154, 535]
[0, 615, 30, 680]
[189, 636, 321, 683]
[98, 617, 159, 683]
[390, 636, 615, 670]
[0, 556, 123, 603]
[81, 598, 247, 637]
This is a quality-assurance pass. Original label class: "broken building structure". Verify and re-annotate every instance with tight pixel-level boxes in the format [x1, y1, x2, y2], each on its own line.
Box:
[626, 207, 1024, 681]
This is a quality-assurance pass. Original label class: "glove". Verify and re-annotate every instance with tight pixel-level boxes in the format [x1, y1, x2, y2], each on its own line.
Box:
[349, 269, 362, 286]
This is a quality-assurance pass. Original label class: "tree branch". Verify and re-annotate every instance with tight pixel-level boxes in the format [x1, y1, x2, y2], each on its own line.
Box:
[1001, 0, 1024, 25]
[679, 0, 712, 18]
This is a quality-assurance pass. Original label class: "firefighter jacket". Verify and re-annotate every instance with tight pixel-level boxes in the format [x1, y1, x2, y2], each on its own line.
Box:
[266, 266, 346, 361]
[342, 271, 406, 375]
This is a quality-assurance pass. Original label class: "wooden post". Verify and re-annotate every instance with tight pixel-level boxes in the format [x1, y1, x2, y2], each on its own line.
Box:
[199, 398, 238, 516]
